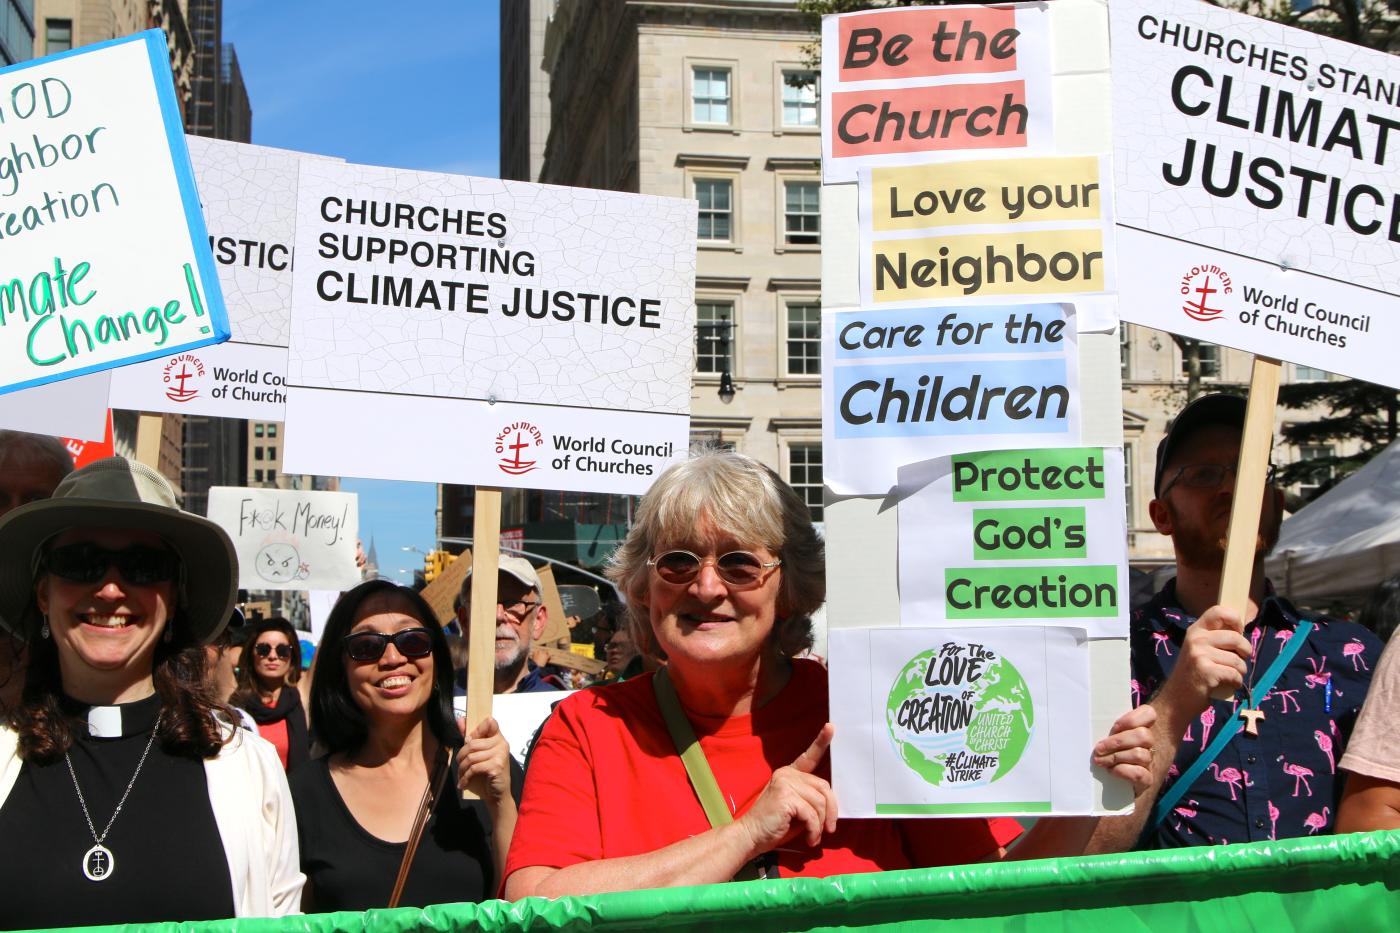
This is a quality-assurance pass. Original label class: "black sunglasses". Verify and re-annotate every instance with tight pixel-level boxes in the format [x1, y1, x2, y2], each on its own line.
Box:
[253, 642, 292, 659]
[343, 628, 434, 662]
[42, 542, 180, 586]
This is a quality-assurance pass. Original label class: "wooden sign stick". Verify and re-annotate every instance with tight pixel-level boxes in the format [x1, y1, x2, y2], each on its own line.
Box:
[462, 485, 502, 800]
[134, 412, 165, 470]
[1210, 355, 1281, 699]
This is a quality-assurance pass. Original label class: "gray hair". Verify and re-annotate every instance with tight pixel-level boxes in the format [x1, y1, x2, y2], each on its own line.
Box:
[606, 449, 825, 659]
[0, 431, 74, 480]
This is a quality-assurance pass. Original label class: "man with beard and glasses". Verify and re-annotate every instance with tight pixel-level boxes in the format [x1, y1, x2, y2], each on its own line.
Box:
[1091, 394, 1379, 852]
[457, 556, 564, 694]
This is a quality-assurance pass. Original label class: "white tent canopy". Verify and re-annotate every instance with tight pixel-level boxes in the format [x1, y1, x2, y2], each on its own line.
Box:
[1266, 439, 1400, 603]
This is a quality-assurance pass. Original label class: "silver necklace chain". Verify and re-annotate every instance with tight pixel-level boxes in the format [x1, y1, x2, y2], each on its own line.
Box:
[64, 712, 163, 846]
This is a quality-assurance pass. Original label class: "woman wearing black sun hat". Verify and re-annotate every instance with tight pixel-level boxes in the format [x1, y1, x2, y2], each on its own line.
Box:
[0, 457, 302, 927]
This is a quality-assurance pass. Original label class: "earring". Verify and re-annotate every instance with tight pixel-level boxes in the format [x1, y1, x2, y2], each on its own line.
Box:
[40, 617, 50, 639]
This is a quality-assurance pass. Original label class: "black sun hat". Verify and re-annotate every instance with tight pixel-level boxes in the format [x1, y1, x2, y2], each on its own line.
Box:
[0, 457, 237, 644]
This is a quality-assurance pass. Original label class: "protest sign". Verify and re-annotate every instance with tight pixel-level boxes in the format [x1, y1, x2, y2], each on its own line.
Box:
[0, 31, 228, 396]
[282, 160, 696, 495]
[0, 371, 108, 438]
[829, 625, 1092, 816]
[898, 447, 1128, 638]
[821, 3, 1054, 183]
[455, 691, 575, 769]
[1112, 0, 1400, 388]
[207, 487, 360, 592]
[59, 409, 113, 469]
[108, 138, 339, 420]
[858, 155, 1116, 310]
[823, 303, 1080, 495]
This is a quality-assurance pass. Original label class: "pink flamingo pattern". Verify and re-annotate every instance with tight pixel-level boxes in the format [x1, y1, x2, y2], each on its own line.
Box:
[1172, 800, 1198, 834]
[1314, 730, 1335, 773]
[1182, 722, 1194, 743]
[1269, 688, 1301, 713]
[1303, 657, 1329, 690]
[1199, 707, 1216, 748]
[1280, 758, 1315, 797]
[1130, 679, 1142, 707]
[1268, 800, 1280, 840]
[1303, 807, 1330, 834]
[1250, 627, 1263, 659]
[1274, 629, 1293, 649]
[1343, 639, 1370, 671]
[1209, 762, 1251, 801]
[1152, 632, 1174, 656]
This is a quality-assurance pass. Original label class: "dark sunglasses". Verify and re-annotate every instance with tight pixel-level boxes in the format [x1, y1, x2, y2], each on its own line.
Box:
[1161, 462, 1278, 496]
[343, 628, 434, 662]
[42, 542, 180, 586]
[646, 549, 781, 587]
[253, 642, 292, 659]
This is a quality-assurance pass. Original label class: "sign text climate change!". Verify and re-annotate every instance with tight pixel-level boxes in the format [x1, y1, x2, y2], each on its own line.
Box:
[0, 34, 225, 394]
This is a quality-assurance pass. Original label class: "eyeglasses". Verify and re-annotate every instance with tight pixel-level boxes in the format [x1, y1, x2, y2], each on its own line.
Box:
[343, 627, 434, 662]
[41, 542, 180, 586]
[500, 600, 541, 622]
[647, 549, 781, 587]
[253, 642, 292, 660]
[1161, 462, 1278, 496]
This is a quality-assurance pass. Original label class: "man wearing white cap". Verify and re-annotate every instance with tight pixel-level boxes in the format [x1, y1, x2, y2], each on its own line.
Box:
[457, 555, 564, 694]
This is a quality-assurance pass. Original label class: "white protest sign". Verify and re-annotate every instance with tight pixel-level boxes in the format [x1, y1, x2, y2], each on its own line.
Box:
[898, 447, 1128, 638]
[821, 3, 1055, 184]
[829, 625, 1092, 817]
[455, 690, 573, 768]
[282, 160, 696, 494]
[858, 155, 1117, 315]
[0, 32, 228, 396]
[1112, 0, 1400, 386]
[0, 371, 108, 439]
[823, 303, 1080, 495]
[207, 487, 360, 592]
[108, 138, 341, 420]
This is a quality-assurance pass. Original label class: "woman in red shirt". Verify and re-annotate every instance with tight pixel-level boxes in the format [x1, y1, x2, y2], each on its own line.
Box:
[230, 618, 309, 771]
[504, 450, 1158, 898]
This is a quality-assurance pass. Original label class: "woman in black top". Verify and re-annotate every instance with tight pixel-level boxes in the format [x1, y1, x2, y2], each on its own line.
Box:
[229, 617, 310, 771]
[291, 579, 518, 910]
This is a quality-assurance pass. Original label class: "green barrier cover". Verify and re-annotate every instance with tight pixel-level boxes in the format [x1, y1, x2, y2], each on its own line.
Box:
[49, 830, 1400, 933]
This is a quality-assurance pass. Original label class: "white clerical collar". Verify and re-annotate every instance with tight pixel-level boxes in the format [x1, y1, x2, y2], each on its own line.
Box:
[86, 705, 123, 738]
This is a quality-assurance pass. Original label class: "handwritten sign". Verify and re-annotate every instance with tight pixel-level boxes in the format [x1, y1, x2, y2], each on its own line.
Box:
[823, 304, 1080, 495]
[0, 31, 228, 396]
[898, 447, 1129, 638]
[821, 4, 1054, 183]
[1112, 0, 1400, 387]
[829, 625, 1092, 816]
[282, 160, 696, 495]
[207, 487, 360, 592]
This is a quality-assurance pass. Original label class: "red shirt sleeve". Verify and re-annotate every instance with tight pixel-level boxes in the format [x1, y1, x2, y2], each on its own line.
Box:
[502, 696, 604, 888]
[898, 816, 1024, 867]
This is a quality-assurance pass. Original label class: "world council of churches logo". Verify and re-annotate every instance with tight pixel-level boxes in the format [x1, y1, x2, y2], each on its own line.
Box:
[1179, 264, 1233, 324]
[495, 421, 543, 476]
[162, 353, 205, 403]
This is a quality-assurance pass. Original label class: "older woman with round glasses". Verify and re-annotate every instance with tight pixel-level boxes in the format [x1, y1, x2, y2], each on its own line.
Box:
[504, 449, 1157, 898]
[0, 458, 300, 927]
[290, 579, 520, 910]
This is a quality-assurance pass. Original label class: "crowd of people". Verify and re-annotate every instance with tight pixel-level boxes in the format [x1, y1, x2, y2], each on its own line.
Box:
[1, 395, 1399, 926]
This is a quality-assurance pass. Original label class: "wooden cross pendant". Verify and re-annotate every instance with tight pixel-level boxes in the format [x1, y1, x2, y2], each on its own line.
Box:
[1239, 708, 1266, 736]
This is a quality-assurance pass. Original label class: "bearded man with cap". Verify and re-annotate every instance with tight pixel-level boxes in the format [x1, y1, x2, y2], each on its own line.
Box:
[0, 457, 302, 926]
[1092, 394, 1380, 852]
[456, 555, 564, 694]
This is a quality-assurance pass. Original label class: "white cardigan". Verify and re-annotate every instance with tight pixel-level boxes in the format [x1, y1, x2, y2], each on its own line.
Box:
[0, 721, 303, 918]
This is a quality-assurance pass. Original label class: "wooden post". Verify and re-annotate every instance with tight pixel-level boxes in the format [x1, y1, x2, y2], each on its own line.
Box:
[462, 486, 502, 799]
[1211, 355, 1281, 698]
[134, 413, 165, 470]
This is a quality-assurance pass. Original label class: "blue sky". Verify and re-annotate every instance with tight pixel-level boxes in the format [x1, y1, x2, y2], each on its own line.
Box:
[224, 1, 501, 582]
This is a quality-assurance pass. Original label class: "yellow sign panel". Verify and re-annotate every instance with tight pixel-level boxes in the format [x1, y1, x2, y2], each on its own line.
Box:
[871, 229, 1105, 301]
[872, 156, 1102, 231]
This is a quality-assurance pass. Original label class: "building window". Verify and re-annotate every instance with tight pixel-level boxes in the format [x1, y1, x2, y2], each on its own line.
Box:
[45, 19, 72, 54]
[692, 67, 731, 124]
[268, 424, 278, 437]
[254, 469, 264, 483]
[781, 71, 818, 127]
[254, 423, 265, 438]
[267, 469, 277, 484]
[696, 179, 733, 242]
[1294, 364, 1328, 382]
[784, 181, 820, 245]
[254, 447, 264, 461]
[786, 301, 821, 375]
[1120, 324, 1131, 379]
[789, 444, 823, 522]
[1297, 444, 1334, 498]
[1123, 442, 1135, 529]
[1181, 342, 1221, 379]
[696, 301, 734, 374]
[268, 446, 277, 460]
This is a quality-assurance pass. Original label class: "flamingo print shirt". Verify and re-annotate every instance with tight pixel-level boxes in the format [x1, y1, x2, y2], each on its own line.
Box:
[1131, 580, 1381, 849]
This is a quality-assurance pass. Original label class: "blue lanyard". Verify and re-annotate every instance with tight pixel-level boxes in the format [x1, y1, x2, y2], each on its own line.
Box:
[1152, 619, 1315, 827]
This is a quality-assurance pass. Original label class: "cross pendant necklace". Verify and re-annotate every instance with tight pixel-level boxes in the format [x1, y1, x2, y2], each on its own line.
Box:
[65, 713, 162, 882]
[1238, 628, 1265, 736]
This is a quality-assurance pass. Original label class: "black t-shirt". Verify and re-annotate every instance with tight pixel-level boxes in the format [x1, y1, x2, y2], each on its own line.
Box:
[290, 752, 523, 911]
[0, 694, 234, 929]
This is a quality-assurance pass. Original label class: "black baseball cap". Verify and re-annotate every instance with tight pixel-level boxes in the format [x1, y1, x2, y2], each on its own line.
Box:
[1153, 393, 1247, 497]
